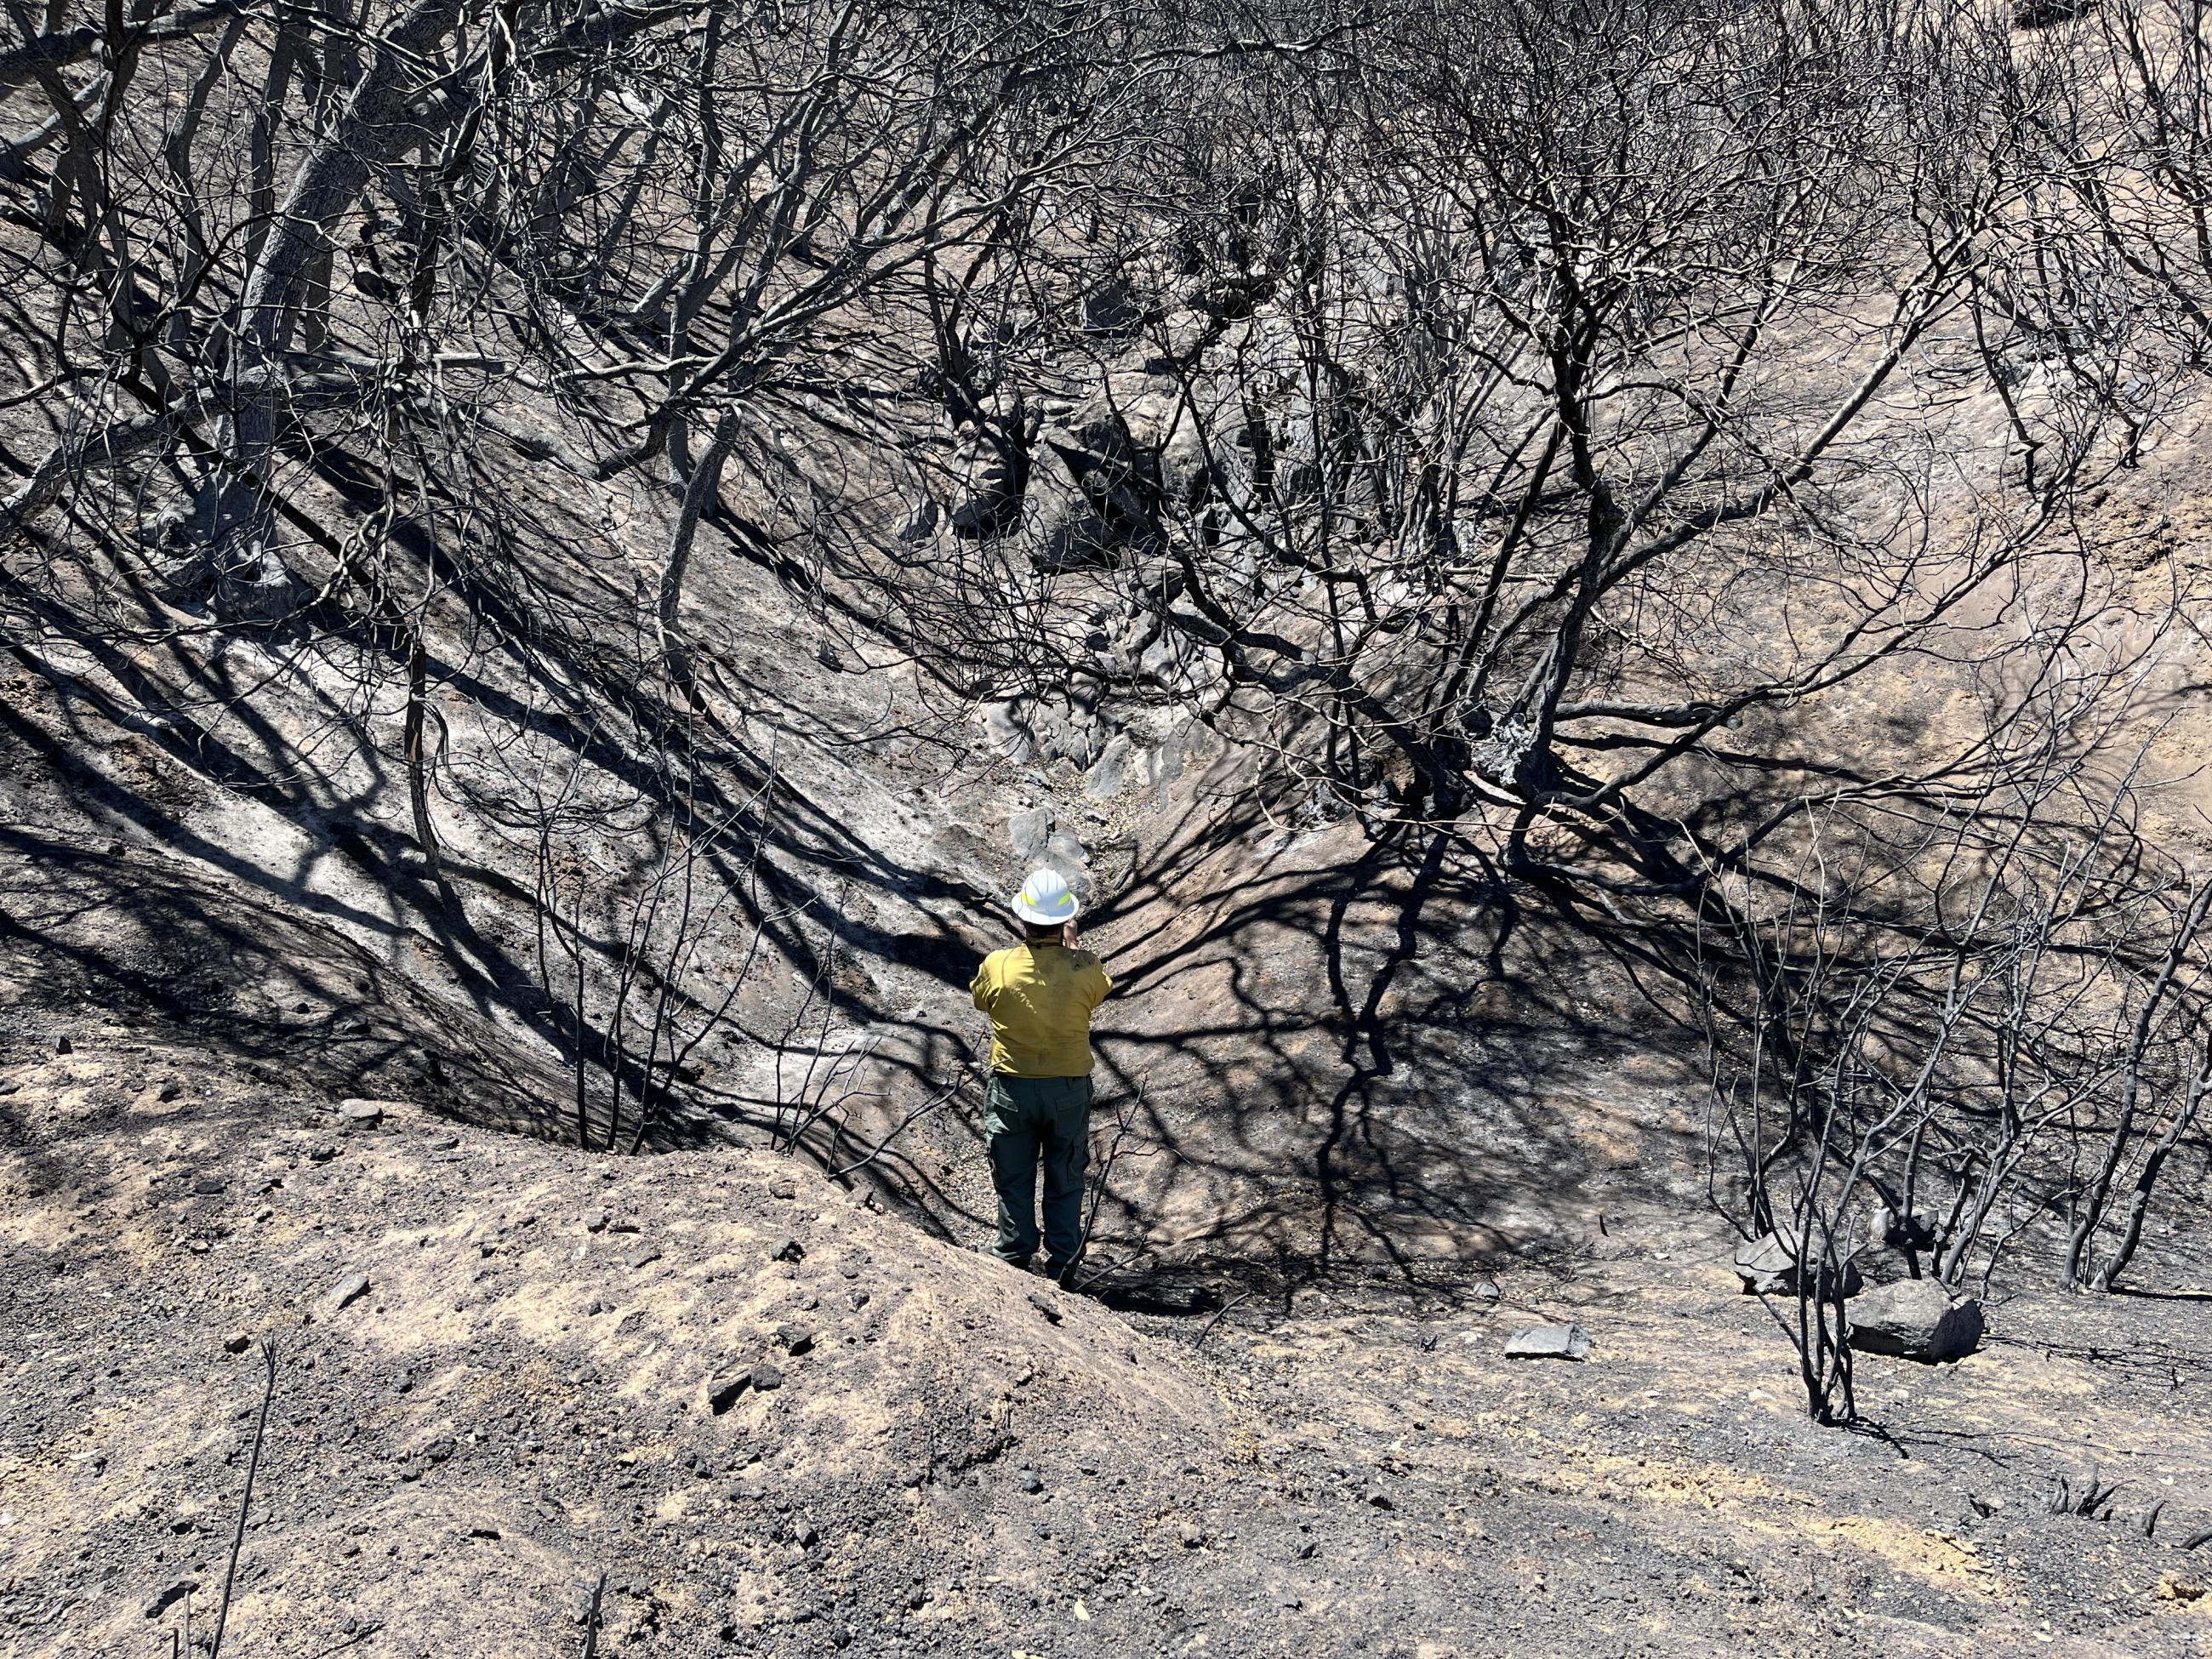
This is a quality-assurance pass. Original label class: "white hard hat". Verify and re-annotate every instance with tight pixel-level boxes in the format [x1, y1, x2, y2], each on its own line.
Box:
[1013, 867, 1080, 926]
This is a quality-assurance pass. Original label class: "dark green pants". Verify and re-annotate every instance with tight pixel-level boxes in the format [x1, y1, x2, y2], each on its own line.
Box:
[984, 1074, 1092, 1270]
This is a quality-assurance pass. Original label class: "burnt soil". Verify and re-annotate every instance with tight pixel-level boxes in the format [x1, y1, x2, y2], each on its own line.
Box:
[4, 1027, 2210, 1659]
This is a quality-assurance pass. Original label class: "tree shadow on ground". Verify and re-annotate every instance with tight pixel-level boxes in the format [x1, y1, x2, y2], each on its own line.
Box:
[0, 825, 563, 1132]
[3, 539, 1727, 1298]
[833, 785, 1724, 1305]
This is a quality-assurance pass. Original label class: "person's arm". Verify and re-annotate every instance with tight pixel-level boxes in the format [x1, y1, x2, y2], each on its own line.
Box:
[971, 956, 994, 1012]
[1081, 953, 1110, 1009]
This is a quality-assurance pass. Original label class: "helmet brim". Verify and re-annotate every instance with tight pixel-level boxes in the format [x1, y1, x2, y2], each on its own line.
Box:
[1014, 895, 1080, 926]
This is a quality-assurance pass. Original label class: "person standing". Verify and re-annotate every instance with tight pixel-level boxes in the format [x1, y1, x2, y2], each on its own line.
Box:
[970, 868, 1110, 1282]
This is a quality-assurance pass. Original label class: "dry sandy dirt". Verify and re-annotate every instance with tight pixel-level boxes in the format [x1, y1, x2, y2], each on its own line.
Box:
[4, 1023, 2211, 1659]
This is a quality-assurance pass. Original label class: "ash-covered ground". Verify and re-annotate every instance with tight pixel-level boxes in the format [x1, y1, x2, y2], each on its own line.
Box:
[4, 1029, 2208, 1659]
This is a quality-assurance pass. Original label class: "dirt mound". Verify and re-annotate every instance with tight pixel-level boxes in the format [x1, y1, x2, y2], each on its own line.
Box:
[8, 1035, 2212, 1659]
[0, 1039, 1231, 1657]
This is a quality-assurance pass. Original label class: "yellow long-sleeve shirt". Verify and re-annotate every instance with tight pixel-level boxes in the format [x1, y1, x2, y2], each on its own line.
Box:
[970, 943, 1111, 1078]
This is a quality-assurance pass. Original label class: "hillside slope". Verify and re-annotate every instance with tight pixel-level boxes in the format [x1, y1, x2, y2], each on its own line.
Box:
[4, 1035, 2210, 1658]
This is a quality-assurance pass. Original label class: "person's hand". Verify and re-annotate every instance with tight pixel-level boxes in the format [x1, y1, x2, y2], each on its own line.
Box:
[1062, 920, 1080, 948]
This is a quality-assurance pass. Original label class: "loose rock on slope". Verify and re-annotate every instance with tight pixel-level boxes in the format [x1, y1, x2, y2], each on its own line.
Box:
[1849, 1279, 1985, 1360]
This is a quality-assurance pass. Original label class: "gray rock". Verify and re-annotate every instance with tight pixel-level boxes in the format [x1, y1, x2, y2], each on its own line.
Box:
[1848, 1280, 1983, 1361]
[1007, 807, 1054, 861]
[769, 1235, 804, 1263]
[705, 1375, 750, 1415]
[54, 1034, 74, 1055]
[896, 498, 939, 544]
[1043, 827, 1090, 874]
[751, 1363, 785, 1392]
[1875, 1205, 1936, 1252]
[1732, 1231, 1862, 1299]
[1503, 1323, 1593, 1360]
[1030, 500, 1120, 573]
[947, 429, 1027, 542]
[1041, 420, 1163, 556]
[1732, 1231, 1793, 1293]
[978, 699, 1040, 763]
[315, 1272, 370, 1321]
[1856, 1204, 1939, 1284]
[218, 555, 303, 619]
[622, 1245, 663, 1271]
[336, 1099, 385, 1129]
[1085, 733, 1133, 800]
[775, 1325, 815, 1356]
[191, 1177, 225, 1196]
[144, 1577, 197, 1618]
